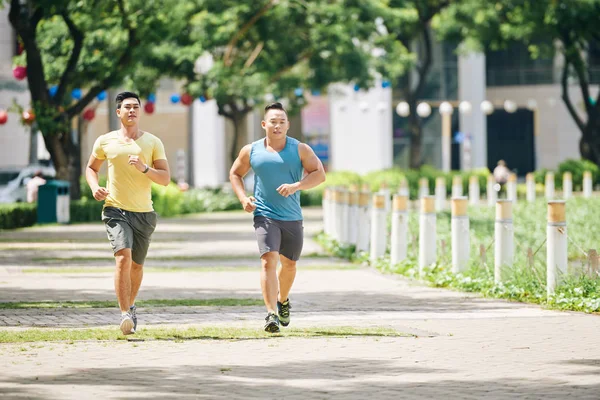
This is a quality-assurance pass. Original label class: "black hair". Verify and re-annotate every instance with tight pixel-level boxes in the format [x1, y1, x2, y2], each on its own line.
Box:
[116, 91, 141, 109]
[264, 102, 288, 118]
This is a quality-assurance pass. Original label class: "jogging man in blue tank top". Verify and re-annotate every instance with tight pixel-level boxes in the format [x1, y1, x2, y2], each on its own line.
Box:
[230, 102, 326, 332]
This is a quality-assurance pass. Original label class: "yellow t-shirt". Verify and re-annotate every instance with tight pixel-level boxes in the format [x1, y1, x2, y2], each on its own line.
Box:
[92, 130, 167, 212]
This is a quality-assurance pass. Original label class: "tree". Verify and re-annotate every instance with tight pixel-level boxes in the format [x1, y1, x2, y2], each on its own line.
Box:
[177, 0, 383, 165]
[436, 0, 600, 165]
[365, 0, 454, 168]
[4, 0, 194, 198]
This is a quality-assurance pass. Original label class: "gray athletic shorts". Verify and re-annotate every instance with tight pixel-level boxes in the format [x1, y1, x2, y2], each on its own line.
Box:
[253, 216, 304, 261]
[102, 206, 158, 265]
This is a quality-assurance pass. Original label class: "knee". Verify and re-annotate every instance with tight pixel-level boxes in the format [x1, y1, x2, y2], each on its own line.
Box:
[261, 252, 279, 269]
[281, 261, 297, 271]
[115, 250, 132, 268]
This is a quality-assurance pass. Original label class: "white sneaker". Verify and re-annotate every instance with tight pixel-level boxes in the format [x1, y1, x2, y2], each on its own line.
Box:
[119, 312, 135, 335]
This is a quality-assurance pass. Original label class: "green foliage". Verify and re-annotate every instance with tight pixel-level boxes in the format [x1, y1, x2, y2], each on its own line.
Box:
[180, 188, 240, 214]
[557, 159, 600, 190]
[70, 198, 104, 223]
[0, 204, 37, 230]
[151, 182, 184, 217]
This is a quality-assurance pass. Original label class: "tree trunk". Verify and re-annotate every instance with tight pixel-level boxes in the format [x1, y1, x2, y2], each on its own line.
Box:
[580, 129, 600, 166]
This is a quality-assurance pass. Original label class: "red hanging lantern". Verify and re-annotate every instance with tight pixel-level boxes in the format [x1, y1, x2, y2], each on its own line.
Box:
[83, 108, 95, 121]
[13, 66, 27, 80]
[180, 93, 193, 106]
[144, 102, 155, 114]
[22, 109, 35, 125]
[0, 109, 8, 125]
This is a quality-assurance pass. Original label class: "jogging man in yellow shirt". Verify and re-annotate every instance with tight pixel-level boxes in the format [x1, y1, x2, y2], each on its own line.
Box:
[86, 91, 170, 335]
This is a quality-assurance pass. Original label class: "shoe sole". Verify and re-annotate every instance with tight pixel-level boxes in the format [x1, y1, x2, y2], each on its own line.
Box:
[279, 318, 290, 327]
[120, 318, 135, 335]
[264, 322, 280, 333]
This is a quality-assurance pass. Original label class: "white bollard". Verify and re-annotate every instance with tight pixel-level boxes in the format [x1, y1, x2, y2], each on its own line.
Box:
[507, 173, 518, 203]
[348, 188, 359, 246]
[451, 197, 470, 273]
[547, 200, 567, 296]
[332, 188, 343, 242]
[398, 178, 409, 197]
[487, 175, 497, 207]
[526, 173, 536, 202]
[355, 191, 371, 253]
[494, 200, 514, 284]
[390, 194, 409, 266]
[452, 175, 463, 198]
[583, 171, 593, 198]
[370, 193, 388, 263]
[545, 172, 555, 199]
[419, 196, 437, 274]
[380, 182, 391, 212]
[435, 177, 446, 211]
[468, 176, 480, 206]
[322, 188, 331, 236]
[419, 177, 429, 198]
[563, 172, 572, 200]
[339, 189, 350, 245]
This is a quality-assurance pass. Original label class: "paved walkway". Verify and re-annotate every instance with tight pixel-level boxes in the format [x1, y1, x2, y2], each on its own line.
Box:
[0, 208, 599, 399]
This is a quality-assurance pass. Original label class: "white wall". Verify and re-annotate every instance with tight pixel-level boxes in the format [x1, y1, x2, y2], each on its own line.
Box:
[329, 82, 393, 174]
[486, 84, 597, 169]
[458, 51, 487, 169]
[191, 99, 226, 188]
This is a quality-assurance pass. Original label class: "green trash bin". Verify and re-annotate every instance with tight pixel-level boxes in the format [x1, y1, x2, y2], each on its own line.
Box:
[38, 180, 70, 224]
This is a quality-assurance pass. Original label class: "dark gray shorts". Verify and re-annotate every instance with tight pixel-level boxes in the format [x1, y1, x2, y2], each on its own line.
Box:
[253, 216, 304, 261]
[102, 207, 158, 265]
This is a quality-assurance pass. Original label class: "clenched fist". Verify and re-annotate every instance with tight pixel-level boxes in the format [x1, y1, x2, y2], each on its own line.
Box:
[242, 196, 256, 213]
[92, 186, 110, 201]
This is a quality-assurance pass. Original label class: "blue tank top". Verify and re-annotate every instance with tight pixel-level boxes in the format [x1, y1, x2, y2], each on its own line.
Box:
[250, 137, 303, 221]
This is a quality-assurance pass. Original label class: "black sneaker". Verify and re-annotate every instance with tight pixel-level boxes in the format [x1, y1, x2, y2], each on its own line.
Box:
[277, 299, 291, 327]
[130, 305, 137, 333]
[264, 312, 280, 333]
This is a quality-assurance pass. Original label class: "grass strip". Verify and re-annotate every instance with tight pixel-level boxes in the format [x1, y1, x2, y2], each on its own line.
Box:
[0, 326, 410, 343]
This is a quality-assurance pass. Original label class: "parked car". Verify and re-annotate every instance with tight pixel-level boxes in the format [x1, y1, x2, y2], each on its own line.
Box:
[0, 164, 56, 203]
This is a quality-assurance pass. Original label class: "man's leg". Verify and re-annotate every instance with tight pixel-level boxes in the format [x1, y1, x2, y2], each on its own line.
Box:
[260, 251, 279, 314]
[114, 248, 133, 312]
[278, 254, 297, 303]
[129, 261, 144, 305]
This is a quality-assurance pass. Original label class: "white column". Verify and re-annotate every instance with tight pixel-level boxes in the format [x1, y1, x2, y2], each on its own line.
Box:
[545, 172, 555, 199]
[390, 194, 409, 266]
[419, 177, 429, 198]
[487, 175, 497, 207]
[441, 111, 452, 173]
[547, 201, 567, 296]
[435, 177, 446, 211]
[494, 200, 514, 284]
[526, 173, 536, 202]
[192, 99, 226, 188]
[355, 191, 371, 253]
[507, 173, 517, 203]
[452, 176, 463, 198]
[419, 196, 437, 274]
[458, 49, 487, 169]
[451, 197, 470, 273]
[332, 188, 342, 242]
[370, 193, 388, 262]
[583, 171, 593, 198]
[348, 188, 359, 245]
[399, 178, 409, 197]
[562, 172, 572, 200]
[322, 188, 331, 236]
[468, 176, 480, 205]
[339, 189, 350, 245]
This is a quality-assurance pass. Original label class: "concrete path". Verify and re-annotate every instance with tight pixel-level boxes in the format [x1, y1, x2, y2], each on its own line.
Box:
[0, 207, 599, 399]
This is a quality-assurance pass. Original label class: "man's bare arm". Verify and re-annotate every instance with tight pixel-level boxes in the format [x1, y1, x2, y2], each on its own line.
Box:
[229, 145, 256, 212]
[276, 143, 326, 197]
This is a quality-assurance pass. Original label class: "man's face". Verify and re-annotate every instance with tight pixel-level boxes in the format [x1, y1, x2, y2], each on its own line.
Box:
[262, 109, 289, 138]
[117, 98, 141, 126]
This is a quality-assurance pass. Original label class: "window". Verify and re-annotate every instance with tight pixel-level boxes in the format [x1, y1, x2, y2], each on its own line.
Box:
[486, 42, 555, 86]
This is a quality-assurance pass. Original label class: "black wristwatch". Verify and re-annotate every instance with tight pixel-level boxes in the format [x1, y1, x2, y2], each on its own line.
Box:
[142, 164, 149, 174]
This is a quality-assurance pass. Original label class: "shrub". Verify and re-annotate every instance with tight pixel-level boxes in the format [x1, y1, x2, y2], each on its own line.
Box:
[0, 203, 37, 230]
